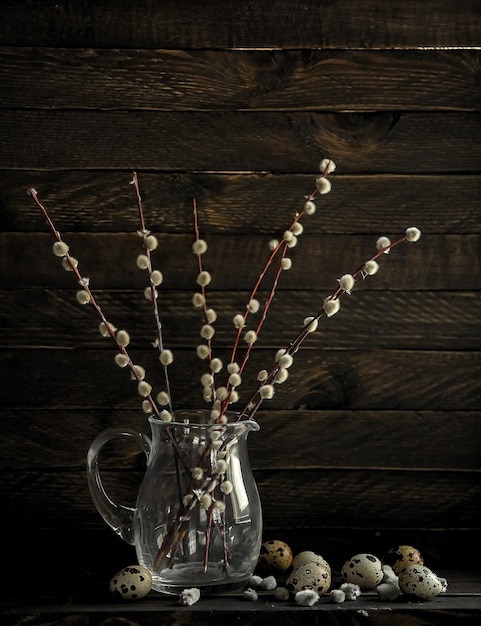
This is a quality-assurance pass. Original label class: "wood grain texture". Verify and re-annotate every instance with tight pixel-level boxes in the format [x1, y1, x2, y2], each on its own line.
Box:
[3, 111, 481, 172]
[0, 0, 480, 49]
[2, 48, 480, 111]
[1, 233, 478, 290]
[1, 348, 479, 411]
[2, 467, 480, 530]
[2, 172, 480, 235]
[2, 290, 479, 351]
[2, 409, 479, 471]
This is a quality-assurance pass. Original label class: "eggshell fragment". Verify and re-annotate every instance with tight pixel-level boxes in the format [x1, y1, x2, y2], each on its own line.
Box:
[286, 561, 331, 595]
[258, 539, 293, 572]
[341, 553, 384, 590]
[382, 545, 424, 574]
[109, 565, 152, 601]
[398, 565, 444, 600]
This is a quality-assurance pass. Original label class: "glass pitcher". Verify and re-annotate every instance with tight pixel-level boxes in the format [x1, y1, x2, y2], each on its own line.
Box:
[87, 410, 262, 594]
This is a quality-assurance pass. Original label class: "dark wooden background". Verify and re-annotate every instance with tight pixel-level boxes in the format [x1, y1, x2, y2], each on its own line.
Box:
[1, 0, 480, 603]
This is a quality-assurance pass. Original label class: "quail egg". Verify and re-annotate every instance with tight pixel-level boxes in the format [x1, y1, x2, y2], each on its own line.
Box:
[258, 539, 293, 573]
[398, 564, 444, 600]
[382, 545, 424, 574]
[341, 553, 384, 590]
[286, 561, 331, 595]
[109, 564, 152, 601]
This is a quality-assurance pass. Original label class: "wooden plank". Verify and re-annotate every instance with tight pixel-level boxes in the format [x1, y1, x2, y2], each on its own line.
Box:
[2, 467, 480, 530]
[2, 48, 480, 111]
[1, 409, 479, 471]
[2, 290, 479, 351]
[1, 233, 477, 290]
[3, 172, 480, 235]
[2, 111, 481, 172]
[0, 0, 480, 49]
[1, 348, 479, 411]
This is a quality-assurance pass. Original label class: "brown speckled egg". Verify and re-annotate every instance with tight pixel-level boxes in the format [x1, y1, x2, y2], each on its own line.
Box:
[109, 564, 152, 601]
[341, 553, 383, 590]
[292, 550, 331, 573]
[286, 561, 331, 595]
[258, 539, 293, 573]
[382, 545, 424, 574]
[398, 565, 444, 599]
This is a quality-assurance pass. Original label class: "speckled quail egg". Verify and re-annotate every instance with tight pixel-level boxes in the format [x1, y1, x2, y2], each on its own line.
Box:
[109, 564, 152, 601]
[258, 539, 293, 573]
[398, 564, 444, 600]
[341, 553, 384, 590]
[382, 545, 424, 574]
[292, 550, 331, 573]
[286, 561, 331, 595]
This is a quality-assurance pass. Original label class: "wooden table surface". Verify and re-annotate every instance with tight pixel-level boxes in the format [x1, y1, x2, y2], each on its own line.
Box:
[2, 570, 480, 626]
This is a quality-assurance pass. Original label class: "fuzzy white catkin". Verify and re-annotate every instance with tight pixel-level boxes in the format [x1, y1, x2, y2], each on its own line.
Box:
[192, 292, 205, 308]
[216, 386, 229, 401]
[62, 256, 78, 271]
[339, 273, 355, 292]
[257, 369, 268, 381]
[200, 494, 212, 509]
[278, 354, 293, 368]
[304, 316, 318, 332]
[304, 200, 316, 215]
[220, 480, 233, 494]
[144, 286, 158, 300]
[159, 349, 173, 365]
[376, 236, 391, 253]
[53, 241, 69, 257]
[210, 357, 223, 373]
[179, 588, 201, 606]
[295, 590, 320, 606]
[156, 391, 170, 405]
[244, 330, 257, 344]
[150, 270, 163, 286]
[137, 381, 152, 397]
[136, 254, 150, 269]
[286, 235, 297, 248]
[259, 384, 275, 399]
[160, 409, 172, 422]
[201, 373, 213, 387]
[406, 226, 421, 242]
[283, 230, 294, 242]
[247, 299, 260, 313]
[196, 344, 210, 359]
[320, 158, 336, 174]
[200, 324, 215, 340]
[227, 362, 240, 374]
[116, 330, 130, 346]
[114, 353, 130, 368]
[76, 290, 90, 305]
[323, 297, 341, 317]
[315, 176, 332, 195]
[142, 399, 153, 414]
[192, 239, 207, 255]
[364, 259, 379, 275]
[196, 271, 212, 286]
[229, 390, 239, 403]
[275, 368, 289, 383]
[228, 373, 242, 387]
[291, 222, 303, 236]
[145, 235, 158, 251]
[131, 364, 146, 380]
[233, 314, 245, 328]
[281, 257, 292, 270]
[98, 321, 116, 337]
[205, 308, 217, 323]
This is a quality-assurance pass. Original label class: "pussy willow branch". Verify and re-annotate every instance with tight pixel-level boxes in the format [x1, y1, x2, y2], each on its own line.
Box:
[210, 164, 333, 422]
[237, 231, 415, 422]
[131, 171, 175, 416]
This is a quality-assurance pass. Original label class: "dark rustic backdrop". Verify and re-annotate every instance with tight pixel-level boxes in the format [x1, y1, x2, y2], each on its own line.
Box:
[0, 0, 480, 601]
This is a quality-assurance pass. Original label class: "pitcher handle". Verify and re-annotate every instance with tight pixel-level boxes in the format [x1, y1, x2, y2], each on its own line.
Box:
[86, 427, 151, 545]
